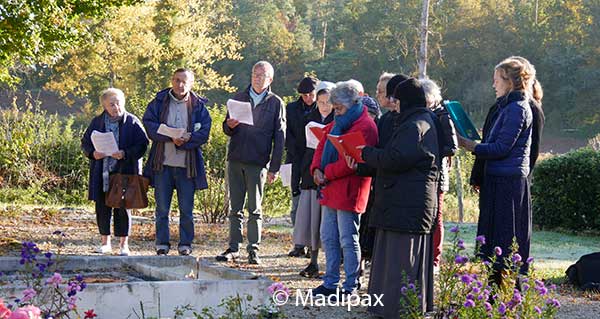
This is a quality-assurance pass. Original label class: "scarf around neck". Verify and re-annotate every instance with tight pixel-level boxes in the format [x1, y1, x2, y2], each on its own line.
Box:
[320, 101, 365, 170]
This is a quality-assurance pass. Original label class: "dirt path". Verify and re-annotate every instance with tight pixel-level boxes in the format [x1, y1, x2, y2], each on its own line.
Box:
[0, 209, 598, 318]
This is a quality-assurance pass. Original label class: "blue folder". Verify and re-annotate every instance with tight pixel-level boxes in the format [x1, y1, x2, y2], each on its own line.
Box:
[443, 100, 481, 141]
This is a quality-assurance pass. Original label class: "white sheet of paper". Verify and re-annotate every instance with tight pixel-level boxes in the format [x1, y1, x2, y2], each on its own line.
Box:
[91, 130, 119, 155]
[226, 99, 254, 126]
[158, 124, 186, 139]
[279, 163, 292, 187]
[305, 121, 326, 149]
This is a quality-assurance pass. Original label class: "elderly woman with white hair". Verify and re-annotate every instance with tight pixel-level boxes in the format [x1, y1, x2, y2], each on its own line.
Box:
[81, 88, 148, 256]
[309, 81, 378, 296]
[419, 78, 458, 270]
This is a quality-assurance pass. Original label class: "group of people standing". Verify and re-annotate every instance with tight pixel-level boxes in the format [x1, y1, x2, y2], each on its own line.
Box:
[282, 56, 543, 317]
[81, 55, 543, 317]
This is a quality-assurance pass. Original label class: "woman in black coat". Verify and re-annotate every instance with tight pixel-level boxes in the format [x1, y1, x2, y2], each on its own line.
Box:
[348, 78, 439, 317]
[81, 88, 148, 256]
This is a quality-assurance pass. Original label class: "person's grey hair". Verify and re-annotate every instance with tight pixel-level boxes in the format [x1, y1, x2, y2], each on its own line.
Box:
[419, 78, 442, 108]
[378, 72, 395, 85]
[253, 61, 274, 78]
[330, 81, 361, 108]
[99, 88, 126, 107]
[347, 79, 364, 93]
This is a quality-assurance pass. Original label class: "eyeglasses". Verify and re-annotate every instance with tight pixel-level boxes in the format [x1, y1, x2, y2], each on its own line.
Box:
[252, 73, 269, 80]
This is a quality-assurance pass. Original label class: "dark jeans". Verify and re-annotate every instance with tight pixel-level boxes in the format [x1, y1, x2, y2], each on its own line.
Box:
[154, 166, 196, 251]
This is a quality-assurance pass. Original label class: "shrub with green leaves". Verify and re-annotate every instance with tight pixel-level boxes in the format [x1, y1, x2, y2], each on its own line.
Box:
[0, 106, 88, 205]
[532, 147, 600, 230]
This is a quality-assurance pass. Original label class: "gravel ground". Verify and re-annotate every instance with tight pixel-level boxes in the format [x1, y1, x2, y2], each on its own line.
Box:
[1, 208, 598, 318]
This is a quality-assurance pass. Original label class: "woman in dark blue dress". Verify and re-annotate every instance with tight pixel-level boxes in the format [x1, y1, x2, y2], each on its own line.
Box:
[458, 57, 535, 285]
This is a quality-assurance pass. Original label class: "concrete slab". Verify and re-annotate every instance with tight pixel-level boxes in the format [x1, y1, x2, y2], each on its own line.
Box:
[0, 256, 272, 317]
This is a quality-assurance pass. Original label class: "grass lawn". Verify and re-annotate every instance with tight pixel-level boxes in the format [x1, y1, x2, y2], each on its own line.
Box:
[444, 222, 600, 282]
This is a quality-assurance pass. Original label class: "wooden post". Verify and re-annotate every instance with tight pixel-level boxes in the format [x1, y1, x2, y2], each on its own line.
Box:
[454, 155, 464, 223]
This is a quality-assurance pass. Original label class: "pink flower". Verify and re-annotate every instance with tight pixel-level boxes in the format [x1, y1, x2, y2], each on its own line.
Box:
[8, 305, 41, 319]
[494, 246, 502, 256]
[46, 272, 63, 287]
[67, 296, 77, 310]
[21, 288, 36, 303]
[0, 299, 12, 319]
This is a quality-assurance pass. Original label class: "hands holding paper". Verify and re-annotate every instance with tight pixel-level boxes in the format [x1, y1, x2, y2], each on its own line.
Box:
[226, 118, 240, 129]
[457, 135, 478, 152]
[344, 145, 365, 171]
[172, 132, 191, 146]
[93, 150, 125, 160]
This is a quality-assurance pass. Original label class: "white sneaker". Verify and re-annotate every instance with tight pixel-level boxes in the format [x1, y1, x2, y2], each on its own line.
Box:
[119, 246, 130, 256]
[95, 244, 112, 254]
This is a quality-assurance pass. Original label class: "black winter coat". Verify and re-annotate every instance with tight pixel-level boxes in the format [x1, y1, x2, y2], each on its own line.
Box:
[285, 98, 316, 195]
[361, 105, 440, 234]
[222, 86, 286, 173]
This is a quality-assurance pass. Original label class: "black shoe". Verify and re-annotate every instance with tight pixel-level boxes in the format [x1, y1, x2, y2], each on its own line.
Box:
[216, 248, 239, 262]
[179, 248, 192, 256]
[156, 249, 169, 256]
[288, 246, 306, 257]
[248, 251, 261, 265]
[311, 284, 337, 297]
[300, 263, 320, 278]
[305, 249, 311, 259]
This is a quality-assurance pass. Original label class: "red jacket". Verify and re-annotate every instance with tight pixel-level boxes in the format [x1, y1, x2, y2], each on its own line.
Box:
[310, 108, 378, 213]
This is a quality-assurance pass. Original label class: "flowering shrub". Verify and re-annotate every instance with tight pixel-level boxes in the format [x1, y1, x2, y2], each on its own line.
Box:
[0, 233, 96, 319]
[399, 226, 561, 318]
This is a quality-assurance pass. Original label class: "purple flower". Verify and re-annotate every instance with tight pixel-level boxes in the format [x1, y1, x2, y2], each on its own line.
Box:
[464, 299, 475, 308]
[460, 274, 473, 284]
[512, 253, 522, 263]
[484, 302, 492, 312]
[546, 298, 561, 308]
[526, 257, 534, 264]
[535, 306, 542, 314]
[498, 302, 506, 314]
[401, 287, 408, 295]
[450, 225, 459, 233]
[472, 287, 481, 294]
[455, 255, 468, 264]
[536, 286, 548, 296]
[512, 289, 522, 304]
[475, 235, 486, 245]
[522, 284, 530, 291]
[46, 272, 62, 287]
[22, 288, 36, 302]
[494, 246, 502, 256]
[466, 293, 474, 300]
[408, 283, 415, 291]
[457, 239, 466, 250]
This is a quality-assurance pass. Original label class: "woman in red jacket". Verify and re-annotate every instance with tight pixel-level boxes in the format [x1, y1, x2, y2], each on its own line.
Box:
[309, 81, 378, 296]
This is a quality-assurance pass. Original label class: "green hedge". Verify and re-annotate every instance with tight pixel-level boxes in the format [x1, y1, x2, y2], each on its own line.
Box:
[532, 148, 600, 231]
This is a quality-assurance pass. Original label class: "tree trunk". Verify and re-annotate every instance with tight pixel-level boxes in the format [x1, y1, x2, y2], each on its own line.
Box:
[418, 0, 430, 79]
[321, 20, 327, 59]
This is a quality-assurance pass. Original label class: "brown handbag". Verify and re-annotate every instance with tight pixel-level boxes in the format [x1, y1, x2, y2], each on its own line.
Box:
[105, 174, 150, 209]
